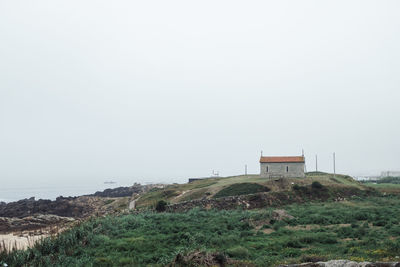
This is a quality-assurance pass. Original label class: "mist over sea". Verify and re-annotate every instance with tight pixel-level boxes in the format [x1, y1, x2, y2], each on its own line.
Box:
[0, 179, 152, 203]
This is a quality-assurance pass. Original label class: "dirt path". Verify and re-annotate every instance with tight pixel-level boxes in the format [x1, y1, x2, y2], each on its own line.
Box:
[129, 196, 140, 210]
[174, 190, 189, 200]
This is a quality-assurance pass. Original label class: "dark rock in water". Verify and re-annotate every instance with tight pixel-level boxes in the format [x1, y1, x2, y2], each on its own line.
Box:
[0, 196, 93, 219]
[0, 183, 160, 220]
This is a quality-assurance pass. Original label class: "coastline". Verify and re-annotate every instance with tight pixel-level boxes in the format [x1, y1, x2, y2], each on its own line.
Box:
[0, 183, 133, 203]
[0, 183, 162, 252]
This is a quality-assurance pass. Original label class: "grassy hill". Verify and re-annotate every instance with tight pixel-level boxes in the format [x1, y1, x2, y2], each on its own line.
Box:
[135, 172, 370, 209]
[2, 173, 395, 267]
[2, 195, 400, 266]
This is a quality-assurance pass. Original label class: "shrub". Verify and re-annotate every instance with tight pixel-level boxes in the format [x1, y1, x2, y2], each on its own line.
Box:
[318, 234, 337, 244]
[354, 211, 369, 221]
[155, 200, 168, 212]
[272, 221, 287, 231]
[292, 184, 309, 194]
[214, 183, 270, 198]
[373, 219, 387, 227]
[249, 194, 263, 201]
[351, 223, 359, 228]
[286, 239, 303, 248]
[215, 253, 227, 265]
[226, 246, 249, 259]
[311, 181, 323, 190]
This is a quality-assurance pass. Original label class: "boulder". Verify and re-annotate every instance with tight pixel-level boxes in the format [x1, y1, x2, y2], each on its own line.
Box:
[279, 260, 400, 267]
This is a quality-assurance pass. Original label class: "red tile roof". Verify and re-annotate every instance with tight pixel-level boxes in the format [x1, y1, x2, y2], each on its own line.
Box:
[260, 156, 305, 163]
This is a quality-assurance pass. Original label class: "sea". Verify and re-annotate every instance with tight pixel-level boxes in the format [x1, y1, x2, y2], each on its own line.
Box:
[0, 179, 148, 203]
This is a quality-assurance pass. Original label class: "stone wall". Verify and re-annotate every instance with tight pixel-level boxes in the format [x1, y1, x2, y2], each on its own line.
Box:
[260, 162, 305, 178]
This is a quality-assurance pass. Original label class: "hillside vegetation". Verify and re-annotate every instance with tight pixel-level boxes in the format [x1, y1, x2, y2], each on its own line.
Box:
[2, 196, 400, 266]
[2, 173, 394, 266]
[136, 173, 370, 209]
[363, 177, 400, 194]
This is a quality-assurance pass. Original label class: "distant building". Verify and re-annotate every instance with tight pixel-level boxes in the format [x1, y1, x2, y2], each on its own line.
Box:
[188, 178, 205, 183]
[381, 171, 400, 178]
[260, 156, 305, 178]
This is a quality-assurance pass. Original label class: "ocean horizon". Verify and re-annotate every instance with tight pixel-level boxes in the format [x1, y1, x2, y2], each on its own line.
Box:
[0, 181, 138, 203]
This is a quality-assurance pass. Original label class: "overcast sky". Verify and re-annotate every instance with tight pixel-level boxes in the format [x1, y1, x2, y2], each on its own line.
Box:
[1, 0, 399, 186]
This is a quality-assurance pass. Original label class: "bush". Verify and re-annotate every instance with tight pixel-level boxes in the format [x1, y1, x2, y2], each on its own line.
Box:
[286, 239, 303, 248]
[373, 220, 386, 227]
[272, 221, 287, 231]
[155, 200, 168, 212]
[292, 184, 309, 194]
[214, 183, 270, 198]
[226, 246, 249, 259]
[311, 181, 323, 190]
[215, 253, 227, 265]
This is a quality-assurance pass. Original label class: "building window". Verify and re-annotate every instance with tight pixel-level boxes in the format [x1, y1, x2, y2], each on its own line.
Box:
[286, 166, 289, 172]
[266, 166, 269, 172]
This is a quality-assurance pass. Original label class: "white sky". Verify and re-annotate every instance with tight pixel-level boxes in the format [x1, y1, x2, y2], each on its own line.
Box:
[1, 0, 399, 185]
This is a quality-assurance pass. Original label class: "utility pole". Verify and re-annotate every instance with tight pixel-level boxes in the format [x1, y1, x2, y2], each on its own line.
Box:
[245, 164, 247, 175]
[315, 154, 318, 172]
[333, 152, 336, 178]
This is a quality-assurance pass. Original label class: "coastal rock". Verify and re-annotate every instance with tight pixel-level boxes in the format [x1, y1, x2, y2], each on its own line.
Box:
[88, 183, 164, 198]
[0, 196, 94, 218]
[0, 214, 75, 233]
[272, 209, 294, 221]
[279, 260, 400, 267]
[90, 185, 142, 198]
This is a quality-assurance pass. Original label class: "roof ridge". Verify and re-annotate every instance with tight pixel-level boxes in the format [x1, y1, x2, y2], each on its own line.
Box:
[259, 156, 305, 163]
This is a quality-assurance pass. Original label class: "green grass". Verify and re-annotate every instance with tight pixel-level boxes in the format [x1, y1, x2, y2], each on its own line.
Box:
[367, 183, 400, 189]
[2, 195, 400, 266]
[372, 177, 400, 184]
[180, 188, 209, 202]
[364, 183, 400, 194]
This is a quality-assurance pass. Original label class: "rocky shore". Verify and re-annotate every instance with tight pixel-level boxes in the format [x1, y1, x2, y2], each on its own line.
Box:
[88, 183, 146, 198]
[0, 183, 162, 251]
[0, 214, 75, 233]
[0, 196, 94, 219]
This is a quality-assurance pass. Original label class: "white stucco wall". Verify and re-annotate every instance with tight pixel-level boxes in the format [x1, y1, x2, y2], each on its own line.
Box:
[260, 162, 305, 178]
